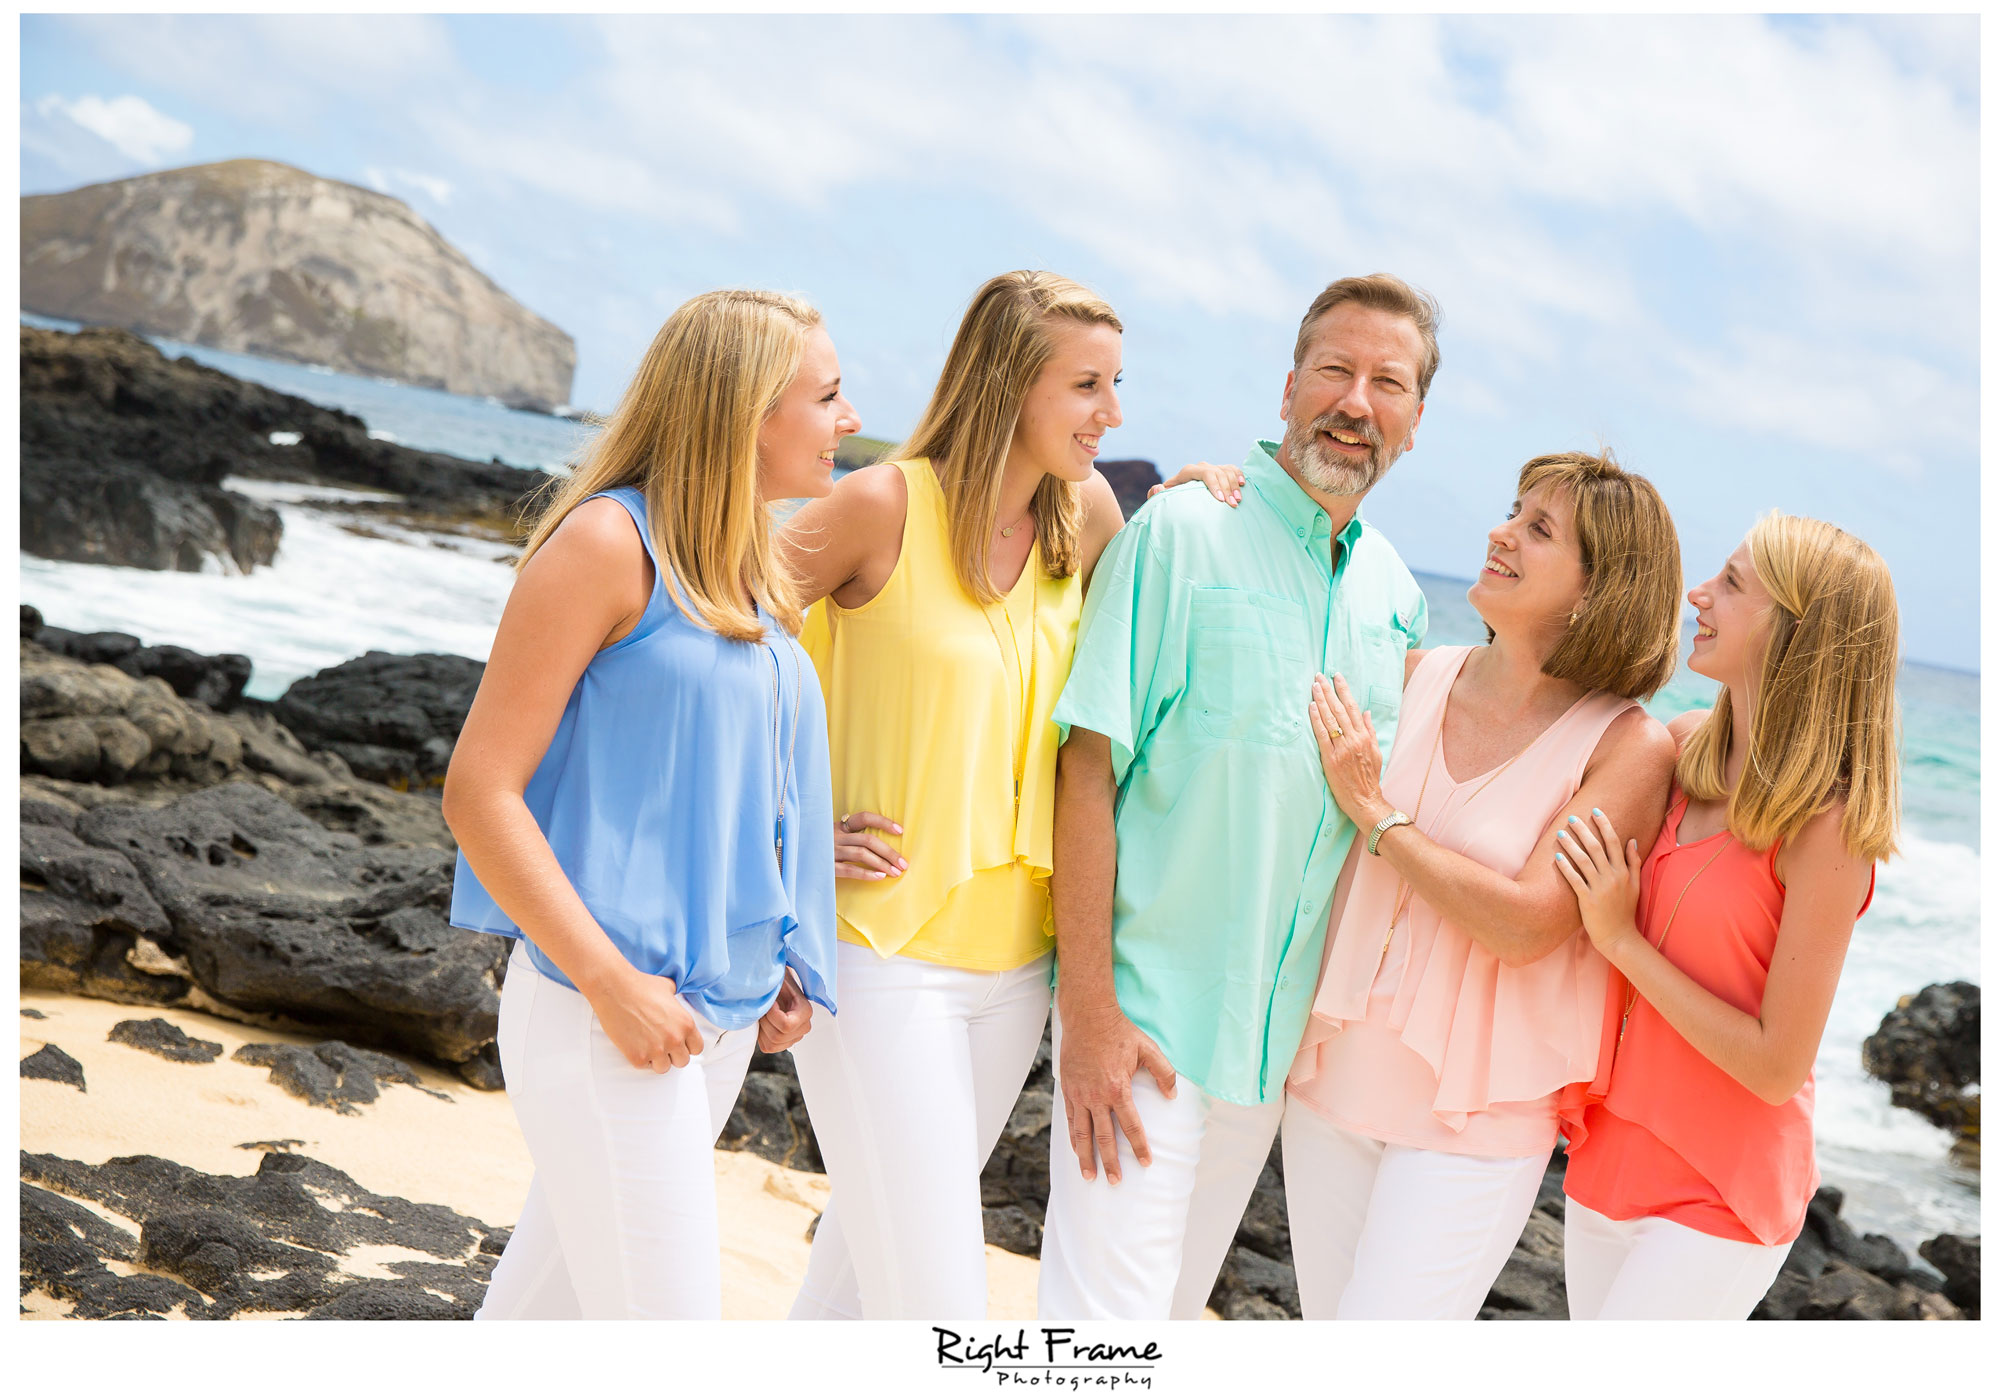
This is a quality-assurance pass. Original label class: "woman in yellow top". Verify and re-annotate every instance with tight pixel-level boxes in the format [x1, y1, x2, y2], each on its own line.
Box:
[779, 271, 1237, 1319]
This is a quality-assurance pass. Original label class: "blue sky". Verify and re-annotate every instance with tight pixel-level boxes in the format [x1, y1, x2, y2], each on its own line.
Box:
[20, 13, 1980, 669]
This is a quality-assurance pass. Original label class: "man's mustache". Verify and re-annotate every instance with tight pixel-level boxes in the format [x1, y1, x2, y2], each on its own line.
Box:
[1308, 411, 1383, 452]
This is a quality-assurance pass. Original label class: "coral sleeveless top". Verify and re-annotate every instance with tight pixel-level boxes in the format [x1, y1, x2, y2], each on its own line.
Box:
[1563, 788, 1875, 1245]
[1289, 645, 1637, 1156]
[450, 487, 837, 1030]
[799, 459, 1083, 970]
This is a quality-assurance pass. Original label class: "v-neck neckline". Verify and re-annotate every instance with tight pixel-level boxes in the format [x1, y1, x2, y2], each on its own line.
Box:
[1434, 646, 1596, 788]
[1669, 793, 1732, 851]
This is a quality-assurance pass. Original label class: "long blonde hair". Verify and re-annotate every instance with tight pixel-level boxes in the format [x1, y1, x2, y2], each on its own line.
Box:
[517, 288, 817, 640]
[1678, 512, 1901, 861]
[895, 270, 1122, 603]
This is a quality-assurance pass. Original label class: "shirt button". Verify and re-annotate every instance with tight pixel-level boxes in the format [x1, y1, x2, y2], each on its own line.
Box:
[1296, 527, 1306, 538]
[1280, 977, 1291, 990]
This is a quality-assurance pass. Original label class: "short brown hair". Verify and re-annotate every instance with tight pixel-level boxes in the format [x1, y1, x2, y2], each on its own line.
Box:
[1517, 450, 1682, 699]
[1293, 273, 1443, 400]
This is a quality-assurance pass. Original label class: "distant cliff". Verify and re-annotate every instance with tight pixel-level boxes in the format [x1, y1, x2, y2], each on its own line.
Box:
[21, 159, 575, 413]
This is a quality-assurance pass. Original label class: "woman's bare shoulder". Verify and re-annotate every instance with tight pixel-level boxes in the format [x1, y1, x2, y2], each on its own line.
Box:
[1666, 707, 1712, 743]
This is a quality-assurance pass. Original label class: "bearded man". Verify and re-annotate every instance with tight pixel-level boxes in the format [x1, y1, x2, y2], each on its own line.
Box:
[1040, 274, 1439, 1318]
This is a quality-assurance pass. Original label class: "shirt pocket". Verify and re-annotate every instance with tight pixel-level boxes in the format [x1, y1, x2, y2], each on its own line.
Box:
[1357, 621, 1408, 752]
[1187, 588, 1312, 749]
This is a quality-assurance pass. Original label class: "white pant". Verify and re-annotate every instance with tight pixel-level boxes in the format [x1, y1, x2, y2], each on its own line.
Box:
[1281, 1099, 1548, 1320]
[1564, 1197, 1792, 1319]
[788, 941, 1052, 1320]
[476, 944, 758, 1319]
[1037, 1010, 1285, 1320]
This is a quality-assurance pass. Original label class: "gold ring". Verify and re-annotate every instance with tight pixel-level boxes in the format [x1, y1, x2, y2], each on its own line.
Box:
[1331, 725, 1343, 738]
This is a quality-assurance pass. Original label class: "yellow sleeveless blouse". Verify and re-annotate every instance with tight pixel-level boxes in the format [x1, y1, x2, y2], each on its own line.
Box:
[799, 458, 1082, 970]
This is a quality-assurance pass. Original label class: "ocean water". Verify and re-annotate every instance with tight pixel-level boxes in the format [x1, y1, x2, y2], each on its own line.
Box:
[20, 331, 1980, 1253]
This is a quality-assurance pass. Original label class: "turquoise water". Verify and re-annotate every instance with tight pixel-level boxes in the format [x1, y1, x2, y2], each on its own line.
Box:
[21, 323, 1980, 1250]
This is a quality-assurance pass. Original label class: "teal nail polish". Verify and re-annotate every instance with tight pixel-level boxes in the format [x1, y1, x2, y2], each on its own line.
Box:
[1592, 807, 1604, 818]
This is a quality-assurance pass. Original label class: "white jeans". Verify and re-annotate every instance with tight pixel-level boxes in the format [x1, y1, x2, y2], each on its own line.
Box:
[476, 944, 758, 1320]
[1564, 1197, 1792, 1319]
[1280, 1099, 1549, 1320]
[1037, 1010, 1286, 1320]
[788, 941, 1052, 1320]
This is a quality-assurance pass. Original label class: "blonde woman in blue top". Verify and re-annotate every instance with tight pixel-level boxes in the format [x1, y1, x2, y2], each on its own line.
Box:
[445, 289, 858, 1319]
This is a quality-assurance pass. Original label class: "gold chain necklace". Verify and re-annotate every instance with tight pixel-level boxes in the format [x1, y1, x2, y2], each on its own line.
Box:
[1618, 833, 1730, 1043]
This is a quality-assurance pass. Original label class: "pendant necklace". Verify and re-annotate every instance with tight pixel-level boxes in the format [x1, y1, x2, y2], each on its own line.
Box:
[764, 628, 803, 869]
[980, 548, 1036, 818]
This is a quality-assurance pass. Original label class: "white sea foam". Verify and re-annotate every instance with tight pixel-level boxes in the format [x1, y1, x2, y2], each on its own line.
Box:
[226, 477, 404, 505]
[21, 500, 513, 698]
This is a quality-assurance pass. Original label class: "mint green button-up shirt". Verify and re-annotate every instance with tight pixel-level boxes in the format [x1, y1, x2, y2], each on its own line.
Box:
[1053, 440, 1428, 1105]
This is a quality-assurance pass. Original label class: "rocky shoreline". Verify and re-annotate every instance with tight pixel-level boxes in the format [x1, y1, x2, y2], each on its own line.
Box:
[21, 325, 547, 578]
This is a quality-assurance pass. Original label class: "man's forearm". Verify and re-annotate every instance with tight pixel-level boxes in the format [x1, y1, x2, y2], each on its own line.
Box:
[1051, 729, 1120, 1014]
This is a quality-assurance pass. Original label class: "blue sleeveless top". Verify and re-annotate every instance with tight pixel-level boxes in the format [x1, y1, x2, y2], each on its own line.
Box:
[450, 486, 837, 1029]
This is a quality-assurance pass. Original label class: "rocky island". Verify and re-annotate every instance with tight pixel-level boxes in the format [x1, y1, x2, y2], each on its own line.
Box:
[22, 159, 575, 412]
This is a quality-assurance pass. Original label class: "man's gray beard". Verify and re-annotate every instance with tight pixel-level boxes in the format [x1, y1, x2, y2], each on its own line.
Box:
[1284, 416, 1403, 497]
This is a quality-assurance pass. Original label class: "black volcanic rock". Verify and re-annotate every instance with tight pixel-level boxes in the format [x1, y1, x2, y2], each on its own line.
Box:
[1096, 458, 1163, 520]
[21, 782, 504, 1080]
[20, 325, 550, 575]
[109, 1017, 224, 1064]
[1863, 981, 1980, 1161]
[20, 455, 284, 574]
[274, 651, 485, 787]
[20, 635, 456, 850]
[232, 1039, 450, 1115]
[1918, 1234, 1981, 1318]
[28, 617, 256, 711]
[20, 1150, 499, 1319]
[21, 1044, 87, 1091]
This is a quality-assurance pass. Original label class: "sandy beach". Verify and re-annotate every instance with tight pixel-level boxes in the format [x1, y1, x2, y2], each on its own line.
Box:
[19, 989, 1043, 1320]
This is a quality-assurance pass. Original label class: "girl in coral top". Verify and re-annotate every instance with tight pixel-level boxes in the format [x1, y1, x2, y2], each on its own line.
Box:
[1287, 450, 1684, 1319]
[1554, 513, 1898, 1319]
[775, 271, 1234, 1319]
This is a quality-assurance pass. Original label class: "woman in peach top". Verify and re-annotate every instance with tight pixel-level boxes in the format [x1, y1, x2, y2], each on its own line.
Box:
[1554, 514, 1898, 1319]
[1286, 450, 1683, 1319]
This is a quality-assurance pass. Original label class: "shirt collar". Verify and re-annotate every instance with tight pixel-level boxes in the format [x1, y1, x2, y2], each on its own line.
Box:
[1243, 439, 1367, 553]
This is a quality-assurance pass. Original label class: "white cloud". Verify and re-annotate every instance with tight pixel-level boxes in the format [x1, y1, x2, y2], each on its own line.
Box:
[391, 169, 453, 206]
[361, 164, 452, 208]
[50, 13, 457, 129]
[35, 93, 191, 165]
